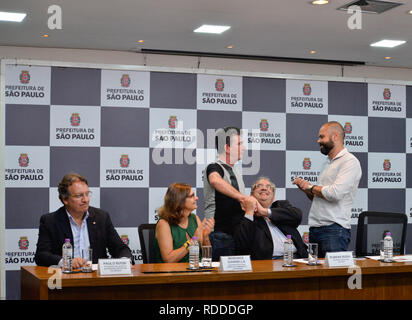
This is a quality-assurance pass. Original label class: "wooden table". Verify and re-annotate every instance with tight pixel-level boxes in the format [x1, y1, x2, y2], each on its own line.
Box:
[21, 258, 412, 300]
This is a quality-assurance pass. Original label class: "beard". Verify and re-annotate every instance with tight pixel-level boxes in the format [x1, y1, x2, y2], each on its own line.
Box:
[320, 140, 334, 155]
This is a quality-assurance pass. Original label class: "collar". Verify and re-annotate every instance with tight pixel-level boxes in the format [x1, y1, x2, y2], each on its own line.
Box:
[66, 209, 89, 224]
[329, 148, 348, 162]
[217, 158, 233, 167]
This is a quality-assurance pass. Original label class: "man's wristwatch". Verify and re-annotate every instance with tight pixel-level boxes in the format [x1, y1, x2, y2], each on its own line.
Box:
[310, 185, 315, 194]
[267, 208, 272, 218]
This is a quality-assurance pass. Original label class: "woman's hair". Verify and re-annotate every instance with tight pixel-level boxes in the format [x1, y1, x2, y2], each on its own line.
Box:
[157, 182, 192, 225]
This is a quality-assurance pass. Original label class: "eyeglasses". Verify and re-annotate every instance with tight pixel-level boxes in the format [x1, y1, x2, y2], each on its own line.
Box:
[70, 191, 92, 199]
[253, 184, 274, 191]
[186, 193, 196, 198]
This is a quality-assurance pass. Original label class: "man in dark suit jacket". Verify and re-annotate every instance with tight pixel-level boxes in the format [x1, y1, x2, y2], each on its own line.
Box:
[35, 172, 133, 268]
[234, 177, 307, 260]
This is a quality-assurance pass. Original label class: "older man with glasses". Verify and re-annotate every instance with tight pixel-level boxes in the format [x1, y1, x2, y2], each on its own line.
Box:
[234, 177, 308, 260]
[35, 172, 133, 268]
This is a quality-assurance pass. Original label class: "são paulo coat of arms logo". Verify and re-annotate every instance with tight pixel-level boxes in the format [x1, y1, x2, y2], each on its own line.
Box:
[121, 74, 131, 87]
[260, 119, 269, 132]
[19, 70, 31, 84]
[121, 235, 130, 246]
[383, 159, 391, 171]
[70, 113, 81, 126]
[168, 116, 177, 129]
[18, 236, 29, 250]
[303, 83, 312, 96]
[344, 122, 352, 134]
[303, 158, 311, 170]
[18, 153, 29, 167]
[303, 232, 309, 244]
[120, 154, 130, 168]
[215, 79, 224, 92]
[383, 88, 391, 100]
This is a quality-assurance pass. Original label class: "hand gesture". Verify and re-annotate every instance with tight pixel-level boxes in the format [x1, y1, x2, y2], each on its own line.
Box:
[240, 196, 257, 216]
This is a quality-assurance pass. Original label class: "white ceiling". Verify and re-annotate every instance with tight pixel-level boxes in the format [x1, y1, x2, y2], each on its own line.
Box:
[1, 0, 412, 68]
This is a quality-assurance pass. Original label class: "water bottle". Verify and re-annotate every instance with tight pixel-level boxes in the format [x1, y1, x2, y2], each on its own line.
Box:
[62, 239, 73, 273]
[283, 235, 294, 267]
[383, 232, 393, 262]
[189, 236, 199, 270]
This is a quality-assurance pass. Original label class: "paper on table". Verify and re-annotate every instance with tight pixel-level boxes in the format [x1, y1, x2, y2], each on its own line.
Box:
[365, 256, 381, 260]
[294, 259, 324, 265]
[366, 255, 412, 262]
[393, 255, 412, 262]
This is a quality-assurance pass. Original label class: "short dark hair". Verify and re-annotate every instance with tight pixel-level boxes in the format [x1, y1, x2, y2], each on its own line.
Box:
[215, 127, 241, 154]
[58, 172, 88, 203]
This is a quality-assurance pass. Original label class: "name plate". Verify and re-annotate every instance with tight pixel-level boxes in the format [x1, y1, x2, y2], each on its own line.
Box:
[98, 259, 131, 276]
[219, 255, 252, 272]
[325, 252, 355, 267]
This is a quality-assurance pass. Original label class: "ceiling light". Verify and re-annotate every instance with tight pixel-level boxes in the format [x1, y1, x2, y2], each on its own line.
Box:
[310, 50, 317, 54]
[226, 45, 234, 49]
[352, 0, 369, 6]
[137, 40, 144, 43]
[0, 11, 27, 22]
[42, 34, 49, 38]
[312, 0, 329, 5]
[370, 40, 406, 48]
[409, 10, 412, 14]
[194, 25, 231, 34]
[384, 56, 392, 60]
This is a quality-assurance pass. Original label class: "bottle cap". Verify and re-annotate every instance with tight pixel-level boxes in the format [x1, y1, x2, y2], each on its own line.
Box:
[192, 236, 197, 241]
[386, 232, 391, 236]
[65, 238, 70, 242]
[287, 235, 292, 239]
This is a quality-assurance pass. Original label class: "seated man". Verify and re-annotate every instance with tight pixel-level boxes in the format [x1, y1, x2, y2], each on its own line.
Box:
[35, 172, 133, 268]
[234, 177, 308, 260]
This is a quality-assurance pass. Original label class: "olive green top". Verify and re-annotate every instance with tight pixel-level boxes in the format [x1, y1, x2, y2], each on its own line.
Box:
[154, 213, 198, 263]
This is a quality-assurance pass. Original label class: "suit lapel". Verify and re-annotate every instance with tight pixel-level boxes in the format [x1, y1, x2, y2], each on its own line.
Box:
[257, 217, 273, 244]
[86, 207, 97, 252]
[56, 207, 74, 245]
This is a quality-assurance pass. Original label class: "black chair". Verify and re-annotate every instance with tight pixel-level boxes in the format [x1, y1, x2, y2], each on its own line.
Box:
[355, 211, 407, 257]
[138, 223, 156, 263]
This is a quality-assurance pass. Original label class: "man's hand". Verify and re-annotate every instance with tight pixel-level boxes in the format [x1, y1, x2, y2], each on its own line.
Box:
[72, 257, 87, 269]
[240, 196, 257, 216]
[254, 200, 269, 217]
[293, 178, 311, 191]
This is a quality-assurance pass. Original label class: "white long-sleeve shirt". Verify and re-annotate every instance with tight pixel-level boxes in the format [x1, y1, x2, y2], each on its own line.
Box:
[309, 148, 362, 230]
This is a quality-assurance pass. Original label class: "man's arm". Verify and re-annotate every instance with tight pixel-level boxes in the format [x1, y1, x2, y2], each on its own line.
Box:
[268, 200, 302, 228]
[34, 215, 62, 267]
[104, 212, 134, 264]
[293, 178, 315, 200]
[320, 157, 362, 202]
[294, 157, 361, 202]
[208, 172, 246, 201]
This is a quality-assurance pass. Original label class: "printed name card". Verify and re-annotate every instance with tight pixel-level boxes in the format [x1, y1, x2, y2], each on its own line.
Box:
[325, 252, 355, 267]
[98, 259, 132, 276]
[219, 255, 252, 272]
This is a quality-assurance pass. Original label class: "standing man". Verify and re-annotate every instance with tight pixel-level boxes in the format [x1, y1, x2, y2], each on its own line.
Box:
[35, 172, 133, 268]
[293, 121, 362, 257]
[203, 127, 255, 260]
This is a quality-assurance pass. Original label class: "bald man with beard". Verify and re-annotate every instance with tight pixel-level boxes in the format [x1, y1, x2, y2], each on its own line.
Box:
[293, 121, 362, 258]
